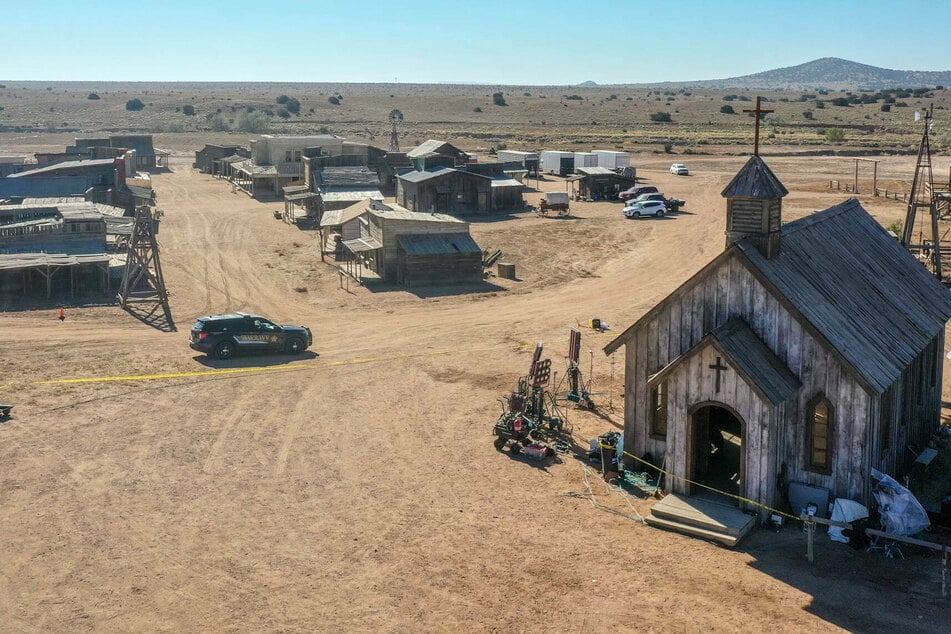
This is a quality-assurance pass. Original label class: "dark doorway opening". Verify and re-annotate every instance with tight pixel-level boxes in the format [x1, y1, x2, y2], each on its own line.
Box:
[691, 405, 743, 502]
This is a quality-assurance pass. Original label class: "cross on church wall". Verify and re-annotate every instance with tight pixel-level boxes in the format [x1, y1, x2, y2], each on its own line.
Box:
[709, 356, 729, 392]
[743, 96, 774, 156]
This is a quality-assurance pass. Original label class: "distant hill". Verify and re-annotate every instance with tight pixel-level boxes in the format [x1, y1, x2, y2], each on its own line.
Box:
[682, 58, 951, 91]
[578, 80, 598, 87]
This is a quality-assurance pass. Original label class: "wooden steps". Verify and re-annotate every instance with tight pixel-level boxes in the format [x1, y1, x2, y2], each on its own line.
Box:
[646, 493, 756, 547]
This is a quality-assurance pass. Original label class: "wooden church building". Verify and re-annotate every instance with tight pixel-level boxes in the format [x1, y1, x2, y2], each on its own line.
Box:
[604, 154, 951, 516]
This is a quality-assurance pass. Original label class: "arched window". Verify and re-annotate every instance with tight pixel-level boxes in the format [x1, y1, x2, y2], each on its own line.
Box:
[650, 381, 668, 438]
[806, 394, 834, 474]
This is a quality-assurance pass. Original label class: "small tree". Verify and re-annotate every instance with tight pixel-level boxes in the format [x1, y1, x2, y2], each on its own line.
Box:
[650, 111, 672, 122]
[880, 104, 891, 112]
[182, 105, 196, 116]
[720, 105, 735, 114]
[492, 92, 507, 106]
[207, 113, 229, 132]
[237, 110, 270, 133]
[87, 93, 100, 100]
[328, 96, 340, 106]
[825, 127, 845, 143]
[803, 110, 814, 120]
[473, 106, 482, 113]
[125, 98, 145, 111]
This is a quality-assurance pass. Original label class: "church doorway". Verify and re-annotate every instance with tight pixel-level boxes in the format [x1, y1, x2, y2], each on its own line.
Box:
[688, 404, 744, 503]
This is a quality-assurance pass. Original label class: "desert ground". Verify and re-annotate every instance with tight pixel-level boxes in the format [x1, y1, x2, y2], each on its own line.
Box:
[2, 149, 950, 632]
[2, 82, 951, 631]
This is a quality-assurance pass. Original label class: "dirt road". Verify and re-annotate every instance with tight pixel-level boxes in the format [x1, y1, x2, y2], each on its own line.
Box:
[0, 154, 945, 632]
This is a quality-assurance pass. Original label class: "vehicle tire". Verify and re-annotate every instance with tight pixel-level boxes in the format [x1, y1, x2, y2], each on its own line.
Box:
[285, 337, 304, 355]
[656, 209, 665, 217]
[214, 341, 235, 360]
[633, 212, 641, 219]
[494, 436, 506, 451]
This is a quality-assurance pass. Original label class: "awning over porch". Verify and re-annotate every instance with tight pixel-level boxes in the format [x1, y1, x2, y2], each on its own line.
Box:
[342, 236, 383, 253]
[648, 318, 801, 406]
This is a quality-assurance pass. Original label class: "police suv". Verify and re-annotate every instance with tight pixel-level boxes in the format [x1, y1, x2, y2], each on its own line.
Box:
[189, 312, 313, 360]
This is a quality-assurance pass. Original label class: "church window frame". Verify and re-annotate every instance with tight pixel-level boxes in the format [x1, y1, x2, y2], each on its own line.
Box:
[649, 381, 668, 439]
[805, 393, 834, 474]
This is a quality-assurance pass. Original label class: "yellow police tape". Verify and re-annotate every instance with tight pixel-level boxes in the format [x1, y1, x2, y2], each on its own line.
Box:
[1, 343, 537, 391]
[600, 442, 800, 522]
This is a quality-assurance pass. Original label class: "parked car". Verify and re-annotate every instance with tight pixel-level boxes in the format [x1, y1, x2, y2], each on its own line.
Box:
[632, 192, 667, 204]
[623, 200, 667, 218]
[670, 163, 689, 176]
[619, 185, 659, 202]
[189, 312, 313, 360]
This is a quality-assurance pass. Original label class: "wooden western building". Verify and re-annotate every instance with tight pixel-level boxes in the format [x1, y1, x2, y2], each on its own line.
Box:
[340, 201, 481, 286]
[396, 168, 492, 214]
[604, 155, 951, 517]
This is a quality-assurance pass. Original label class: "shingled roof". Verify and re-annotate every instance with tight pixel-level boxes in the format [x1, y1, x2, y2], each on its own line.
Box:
[606, 198, 951, 393]
[721, 155, 789, 199]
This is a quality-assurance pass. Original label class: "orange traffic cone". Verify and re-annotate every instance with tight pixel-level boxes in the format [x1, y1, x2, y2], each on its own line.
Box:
[58, 307, 65, 321]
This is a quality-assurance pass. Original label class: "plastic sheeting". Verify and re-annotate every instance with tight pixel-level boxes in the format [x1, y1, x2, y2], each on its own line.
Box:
[828, 498, 869, 543]
[870, 468, 930, 537]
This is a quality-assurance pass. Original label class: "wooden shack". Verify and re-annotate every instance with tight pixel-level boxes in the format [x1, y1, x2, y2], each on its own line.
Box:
[396, 168, 491, 214]
[396, 232, 482, 286]
[570, 166, 633, 201]
[342, 202, 479, 284]
[604, 155, 951, 520]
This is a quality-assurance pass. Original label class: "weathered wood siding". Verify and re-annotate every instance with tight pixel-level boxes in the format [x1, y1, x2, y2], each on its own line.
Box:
[397, 251, 482, 287]
[365, 215, 470, 282]
[622, 252, 877, 509]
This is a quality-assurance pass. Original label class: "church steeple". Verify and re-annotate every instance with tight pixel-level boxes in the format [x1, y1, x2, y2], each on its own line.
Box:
[721, 96, 788, 259]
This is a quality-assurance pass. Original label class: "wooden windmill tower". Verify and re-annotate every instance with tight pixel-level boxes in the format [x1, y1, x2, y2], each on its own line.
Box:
[901, 105, 941, 278]
[388, 109, 403, 152]
[117, 206, 175, 331]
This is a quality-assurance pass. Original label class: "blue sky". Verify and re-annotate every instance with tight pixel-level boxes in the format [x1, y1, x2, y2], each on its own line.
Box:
[4, 0, 949, 84]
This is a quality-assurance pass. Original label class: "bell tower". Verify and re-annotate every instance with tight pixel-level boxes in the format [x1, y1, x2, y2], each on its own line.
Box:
[721, 97, 788, 259]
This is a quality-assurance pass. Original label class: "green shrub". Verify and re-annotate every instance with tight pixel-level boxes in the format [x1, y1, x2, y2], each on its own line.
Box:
[208, 113, 229, 132]
[125, 98, 145, 111]
[328, 96, 340, 105]
[720, 105, 735, 114]
[492, 92, 507, 106]
[650, 111, 672, 122]
[880, 104, 891, 112]
[803, 110, 814, 120]
[825, 127, 845, 143]
[182, 105, 196, 116]
[237, 110, 270, 133]
[87, 93, 100, 100]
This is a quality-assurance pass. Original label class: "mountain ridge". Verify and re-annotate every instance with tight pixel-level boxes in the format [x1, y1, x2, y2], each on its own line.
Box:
[668, 57, 951, 90]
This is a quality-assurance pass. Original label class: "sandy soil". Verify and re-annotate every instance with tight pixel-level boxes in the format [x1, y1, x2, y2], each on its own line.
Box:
[1, 153, 949, 632]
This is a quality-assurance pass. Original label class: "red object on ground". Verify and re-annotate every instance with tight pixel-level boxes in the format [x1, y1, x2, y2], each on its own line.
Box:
[58, 307, 65, 321]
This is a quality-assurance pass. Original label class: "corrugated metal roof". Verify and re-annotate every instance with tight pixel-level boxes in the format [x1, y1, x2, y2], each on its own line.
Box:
[316, 166, 380, 188]
[397, 167, 456, 184]
[397, 232, 481, 256]
[368, 204, 464, 224]
[407, 139, 465, 159]
[342, 236, 383, 252]
[577, 166, 617, 176]
[0, 252, 111, 271]
[721, 155, 789, 199]
[320, 199, 371, 227]
[321, 188, 384, 203]
[8, 158, 115, 178]
[490, 177, 522, 188]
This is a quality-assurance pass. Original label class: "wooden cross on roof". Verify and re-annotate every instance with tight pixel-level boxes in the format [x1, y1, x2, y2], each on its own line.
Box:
[743, 96, 774, 156]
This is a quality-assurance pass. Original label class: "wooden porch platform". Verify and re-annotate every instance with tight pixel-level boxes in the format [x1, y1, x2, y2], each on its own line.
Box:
[646, 493, 756, 547]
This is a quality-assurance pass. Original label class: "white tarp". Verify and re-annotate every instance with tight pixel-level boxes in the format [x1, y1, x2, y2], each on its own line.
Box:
[870, 468, 930, 537]
[828, 498, 869, 543]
